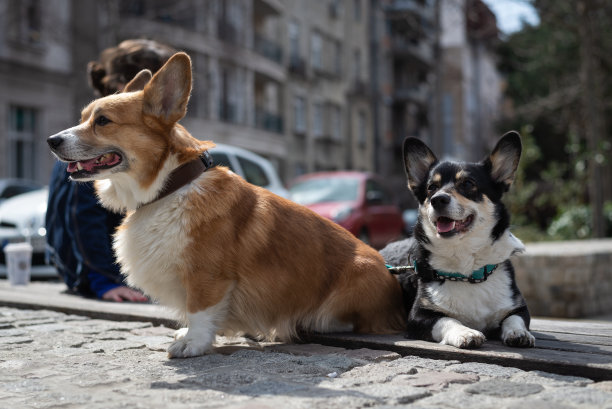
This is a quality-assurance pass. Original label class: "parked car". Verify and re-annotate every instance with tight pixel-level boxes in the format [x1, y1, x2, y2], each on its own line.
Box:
[209, 144, 289, 198]
[0, 178, 43, 205]
[289, 171, 404, 249]
[0, 188, 57, 278]
[403, 208, 418, 236]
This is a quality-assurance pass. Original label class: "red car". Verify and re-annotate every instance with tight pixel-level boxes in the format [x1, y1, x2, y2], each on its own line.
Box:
[289, 171, 404, 249]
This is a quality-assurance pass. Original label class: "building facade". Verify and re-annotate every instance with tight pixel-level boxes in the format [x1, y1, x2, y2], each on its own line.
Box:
[435, 0, 502, 161]
[0, 0, 502, 203]
[374, 0, 438, 208]
[0, 0, 383, 185]
[0, 0, 75, 183]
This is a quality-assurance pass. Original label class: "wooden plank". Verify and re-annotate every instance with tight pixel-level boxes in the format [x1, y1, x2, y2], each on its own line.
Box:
[532, 318, 612, 337]
[533, 331, 612, 349]
[533, 337, 612, 354]
[303, 332, 612, 381]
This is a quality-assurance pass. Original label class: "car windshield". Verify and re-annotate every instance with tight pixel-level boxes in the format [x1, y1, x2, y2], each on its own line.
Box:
[290, 176, 359, 205]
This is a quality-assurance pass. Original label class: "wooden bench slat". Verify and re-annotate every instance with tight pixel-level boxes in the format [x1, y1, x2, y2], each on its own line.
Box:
[304, 332, 612, 381]
[532, 318, 612, 336]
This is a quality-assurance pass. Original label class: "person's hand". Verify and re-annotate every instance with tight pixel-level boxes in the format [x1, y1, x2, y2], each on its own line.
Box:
[102, 286, 149, 303]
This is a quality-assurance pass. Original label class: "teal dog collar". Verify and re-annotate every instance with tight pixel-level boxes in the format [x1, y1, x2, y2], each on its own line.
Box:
[386, 262, 499, 283]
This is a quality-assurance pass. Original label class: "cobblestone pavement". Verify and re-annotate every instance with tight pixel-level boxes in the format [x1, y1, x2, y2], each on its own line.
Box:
[2, 307, 612, 409]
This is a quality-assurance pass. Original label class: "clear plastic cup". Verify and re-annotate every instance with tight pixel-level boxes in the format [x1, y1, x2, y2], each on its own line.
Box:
[4, 242, 33, 286]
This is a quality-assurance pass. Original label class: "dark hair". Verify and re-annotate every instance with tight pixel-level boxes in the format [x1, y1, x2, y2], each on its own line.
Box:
[87, 39, 176, 96]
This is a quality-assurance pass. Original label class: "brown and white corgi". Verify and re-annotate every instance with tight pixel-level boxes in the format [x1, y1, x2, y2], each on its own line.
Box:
[47, 52, 406, 358]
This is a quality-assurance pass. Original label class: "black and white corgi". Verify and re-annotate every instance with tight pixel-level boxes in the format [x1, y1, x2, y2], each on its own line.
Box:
[381, 131, 535, 348]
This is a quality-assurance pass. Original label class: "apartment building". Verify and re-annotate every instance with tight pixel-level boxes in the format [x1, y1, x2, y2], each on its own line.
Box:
[435, 0, 502, 161]
[0, 0, 385, 185]
[374, 0, 437, 207]
[0, 0, 501, 197]
[0, 0, 75, 183]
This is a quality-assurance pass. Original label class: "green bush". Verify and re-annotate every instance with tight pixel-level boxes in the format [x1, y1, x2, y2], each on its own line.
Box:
[547, 202, 612, 240]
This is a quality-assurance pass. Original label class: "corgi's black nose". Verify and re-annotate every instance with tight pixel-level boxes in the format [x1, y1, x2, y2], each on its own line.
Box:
[47, 135, 64, 150]
[431, 193, 451, 210]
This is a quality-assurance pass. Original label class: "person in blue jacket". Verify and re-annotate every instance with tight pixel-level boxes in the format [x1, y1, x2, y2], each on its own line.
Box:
[46, 39, 174, 301]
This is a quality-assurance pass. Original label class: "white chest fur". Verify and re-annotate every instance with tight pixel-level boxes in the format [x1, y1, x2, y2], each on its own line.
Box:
[113, 192, 190, 314]
[423, 266, 516, 331]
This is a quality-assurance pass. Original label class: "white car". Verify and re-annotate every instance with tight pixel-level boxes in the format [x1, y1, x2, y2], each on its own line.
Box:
[0, 178, 43, 205]
[209, 144, 289, 198]
[0, 145, 288, 279]
[0, 188, 56, 278]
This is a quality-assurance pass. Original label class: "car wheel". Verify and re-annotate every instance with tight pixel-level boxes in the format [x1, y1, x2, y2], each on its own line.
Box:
[358, 229, 370, 245]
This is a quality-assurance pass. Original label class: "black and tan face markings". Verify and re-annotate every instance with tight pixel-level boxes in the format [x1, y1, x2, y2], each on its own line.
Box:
[425, 162, 489, 203]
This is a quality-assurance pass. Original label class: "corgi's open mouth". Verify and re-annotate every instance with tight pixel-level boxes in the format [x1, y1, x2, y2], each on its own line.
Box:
[436, 214, 474, 237]
[66, 152, 122, 178]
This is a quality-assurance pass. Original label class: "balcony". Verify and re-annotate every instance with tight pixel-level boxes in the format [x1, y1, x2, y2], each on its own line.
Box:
[217, 20, 240, 45]
[255, 107, 283, 134]
[384, 0, 435, 24]
[288, 55, 307, 78]
[254, 0, 283, 17]
[254, 34, 283, 64]
[393, 83, 429, 106]
[219, 101, 241, 125]
[391, 36, 434, 66]
[347, 79, 370, 97]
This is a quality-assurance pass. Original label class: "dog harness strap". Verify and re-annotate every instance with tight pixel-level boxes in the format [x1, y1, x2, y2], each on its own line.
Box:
[386, 262, 499, 283]
[433, 263, 498, 283]
[140, 151, 214, 208]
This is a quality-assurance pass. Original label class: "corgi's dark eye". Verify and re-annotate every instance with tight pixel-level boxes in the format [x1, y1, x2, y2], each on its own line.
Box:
[95, 115, 111, 127]
[459, 179, 476, 190]
[427, 183, 439, 193]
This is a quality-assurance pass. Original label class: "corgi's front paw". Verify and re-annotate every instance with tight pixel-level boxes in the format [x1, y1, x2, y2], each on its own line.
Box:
[503, 328, 535, 348]
[442, 327, 485, 349]
[168, 336, 212, 358]
[433, 318, 485, 349]
[168, 327, 214, 358]
[501, 314, 535, 348]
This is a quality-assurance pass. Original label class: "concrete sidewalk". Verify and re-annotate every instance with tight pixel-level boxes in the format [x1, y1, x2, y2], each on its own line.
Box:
[2, 280, 612, 408]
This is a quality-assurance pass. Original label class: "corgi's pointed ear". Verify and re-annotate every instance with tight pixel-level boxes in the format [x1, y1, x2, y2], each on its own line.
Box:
[143, 52, 192, 125]
[486, 131, 522, 190]
[123, 69, 152, 93]
[403, 137, 437, 193]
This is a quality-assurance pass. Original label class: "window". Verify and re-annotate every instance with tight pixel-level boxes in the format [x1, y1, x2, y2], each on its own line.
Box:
[354, 0, 362, 22]
[331, 105, 342, 141]
[310, 32, 323, 71]
[0, 184, 39, 200]
[237, 157, 269, 187]
[293, 96, 306, 134]
[333, 41, 342, 76]
[366, 179, 389, 205]
[210, 152, 235, 172]
[218, 0, 244, 44]
[8, 106, 37, 179]
[313, 102, 323, 137]
[120, 0, 196, 28]
[6, 0, 42, 45]
[358, 110, 367, 146]
[353, 49, 362, 82]
[329, 0, 341, 18]
[288, 21, 300, 61]
[219, 64, 243, 124]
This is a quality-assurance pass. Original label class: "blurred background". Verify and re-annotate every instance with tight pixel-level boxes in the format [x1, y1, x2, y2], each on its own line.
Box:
[0, 0, 610, 243]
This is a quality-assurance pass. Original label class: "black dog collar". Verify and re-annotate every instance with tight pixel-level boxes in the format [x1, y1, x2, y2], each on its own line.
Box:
[140, 151, 214, 208]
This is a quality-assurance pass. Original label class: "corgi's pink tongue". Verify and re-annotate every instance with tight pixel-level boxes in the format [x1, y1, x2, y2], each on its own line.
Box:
[66, 153, 121, 173]
[67, 158, 97, 173]
[436, 217, 456, 233]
